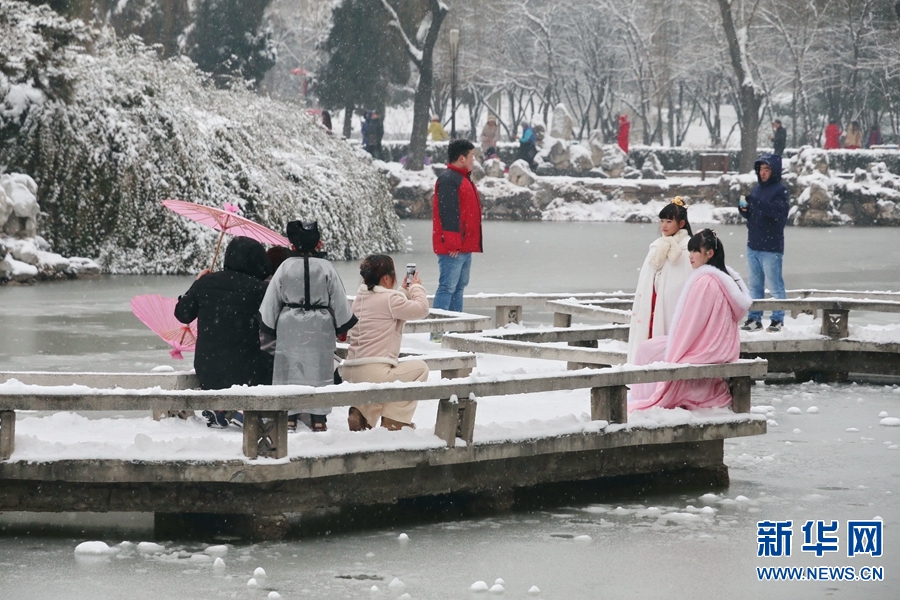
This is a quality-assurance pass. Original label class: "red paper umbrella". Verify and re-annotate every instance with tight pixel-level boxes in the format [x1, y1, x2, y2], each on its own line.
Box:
[162, 199, 290, 270]
[131, 294, 198, 360]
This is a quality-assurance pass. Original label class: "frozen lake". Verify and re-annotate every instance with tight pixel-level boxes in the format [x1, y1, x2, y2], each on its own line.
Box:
[2, 220, 899, 373]
[0, 221, 898, 598]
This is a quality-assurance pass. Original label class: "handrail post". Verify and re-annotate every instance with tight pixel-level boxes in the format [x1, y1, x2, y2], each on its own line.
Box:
[591, 386, 627, 424]
[821, 309, 849, 339]
[729, 377, 752, 413]
[0, 410, 15, 460]
[243, 411, 288, 459]
[495, 305, 523, 327]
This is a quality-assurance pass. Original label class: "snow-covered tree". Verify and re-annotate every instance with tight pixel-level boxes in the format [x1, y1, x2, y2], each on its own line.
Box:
[25, 0, 277, 87]
[314, 0, 410, 138]
[1, 1, 402, 273]
[378, 0, 448, 171]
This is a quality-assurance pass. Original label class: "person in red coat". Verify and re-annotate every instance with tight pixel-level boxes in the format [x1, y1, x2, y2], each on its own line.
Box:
[824, 120, 842, 150]
[432, 139, 482, 314]
[617, 114, 631, 153]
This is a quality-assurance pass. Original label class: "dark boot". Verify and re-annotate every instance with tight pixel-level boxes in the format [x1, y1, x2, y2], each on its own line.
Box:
[348, 407, 371, 431]
[381, 416, 415, 431]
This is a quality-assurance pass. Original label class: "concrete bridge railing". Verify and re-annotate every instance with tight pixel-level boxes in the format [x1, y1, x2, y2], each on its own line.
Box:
[433, 289, 900, 329]
[547, 296, 900, 340]
[0, 359, 767, 462]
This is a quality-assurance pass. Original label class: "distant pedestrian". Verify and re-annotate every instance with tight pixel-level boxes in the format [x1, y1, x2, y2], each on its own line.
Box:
[844, 121, 863, 150]
[258, 221, 357, 432]
[365, 110, 384, 159]
[771, 120, 787, 156]
[321, 110, 332, 134]
[738, 154, 790, 333]
[824, 120, 842, 150]
[428, 115, 450, 141]
[868, 124, 884, 148]
[480, 115, 500, 156]
[432, 139, 482, 320]
[617, 114, 631, 153]
[516, 122, 537, 167]
[360, 110, 372, 148]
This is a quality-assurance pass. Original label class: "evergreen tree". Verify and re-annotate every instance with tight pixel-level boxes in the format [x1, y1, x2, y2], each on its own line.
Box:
[188, 0, 276, 87]
[314, 0, 409, 138]
[25, 0, 276, 87]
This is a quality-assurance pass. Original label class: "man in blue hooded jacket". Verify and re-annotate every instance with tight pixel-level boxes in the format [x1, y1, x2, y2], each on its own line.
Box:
[739, 153, 790, 332]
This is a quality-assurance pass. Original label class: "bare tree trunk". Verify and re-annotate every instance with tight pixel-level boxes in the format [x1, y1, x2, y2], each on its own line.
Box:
[716, 0, 764, 172]
[342, 102, 354, 139]
[380, 0, 448, 171]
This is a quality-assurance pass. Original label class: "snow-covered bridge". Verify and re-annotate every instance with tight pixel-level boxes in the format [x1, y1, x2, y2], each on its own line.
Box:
[0, 358, 766, 539]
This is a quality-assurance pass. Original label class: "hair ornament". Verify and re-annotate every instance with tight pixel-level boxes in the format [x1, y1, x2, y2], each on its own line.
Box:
[671, 196, 686, 208]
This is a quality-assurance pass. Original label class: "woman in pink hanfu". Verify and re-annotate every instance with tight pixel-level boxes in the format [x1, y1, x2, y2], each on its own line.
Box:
[629, 229, 752, 411]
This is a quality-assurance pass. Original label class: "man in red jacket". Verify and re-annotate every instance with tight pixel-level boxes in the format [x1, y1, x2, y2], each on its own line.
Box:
[433, 139, 482, 314]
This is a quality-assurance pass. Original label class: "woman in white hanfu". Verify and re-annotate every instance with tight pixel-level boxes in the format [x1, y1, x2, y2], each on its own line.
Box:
[626, 197, 694, 364]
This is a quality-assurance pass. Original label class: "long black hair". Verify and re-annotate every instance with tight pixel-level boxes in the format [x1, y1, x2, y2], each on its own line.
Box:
[658, 198, 692, 236]
[687, 229, 728, 274]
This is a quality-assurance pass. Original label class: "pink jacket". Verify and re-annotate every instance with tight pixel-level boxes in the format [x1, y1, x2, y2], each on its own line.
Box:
[344, 283, 430, 366]
[629, 265, 751, 411]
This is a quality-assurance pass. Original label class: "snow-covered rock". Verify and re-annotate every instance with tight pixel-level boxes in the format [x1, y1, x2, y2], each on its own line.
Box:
[0, 173, 102, 283]
[546, 139, 570, 170]
[509, 160, 536, 188]
[550, 103, 574, 141]
[470, 160, 486, 183]
[484, 158, 506, 178]
[535, 162, 556, 176]
[569, 144, 595, 173]
[790, 146, 830, 176]
[589, 130, 606, 167]
[599, 144, 628, 178]
[0, 173, 39, 238]
[641, 152, 666, 179]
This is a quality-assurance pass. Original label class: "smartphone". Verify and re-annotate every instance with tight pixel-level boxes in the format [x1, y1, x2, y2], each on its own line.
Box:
[406, 263, 416, 285]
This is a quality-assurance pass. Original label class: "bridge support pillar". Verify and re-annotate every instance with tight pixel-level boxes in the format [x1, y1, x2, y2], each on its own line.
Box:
[495, 305, 523, 327]
[591, 386, 627, 424]
[729, 377, 752, 413]
[243, 411, 288, 459]
[821, 309, 849, 339]
[553, 312, 572, 328]
[435, 396, 477, 447]
[0, 410, 14, 460]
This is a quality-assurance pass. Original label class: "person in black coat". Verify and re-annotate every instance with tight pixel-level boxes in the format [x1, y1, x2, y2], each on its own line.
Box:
[771, 120, 787, 157]
[175, 236, 273, 426]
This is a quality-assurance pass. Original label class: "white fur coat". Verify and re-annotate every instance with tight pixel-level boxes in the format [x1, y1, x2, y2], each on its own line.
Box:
[626, 229, 693, 363]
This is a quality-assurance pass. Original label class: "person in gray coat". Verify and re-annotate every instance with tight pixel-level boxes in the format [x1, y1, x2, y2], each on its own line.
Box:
[258, 221, 357, 431]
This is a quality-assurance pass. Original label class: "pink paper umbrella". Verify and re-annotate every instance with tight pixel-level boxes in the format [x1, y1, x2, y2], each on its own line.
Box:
[131, 294, 198, 360]
[162, 199, 290, 270]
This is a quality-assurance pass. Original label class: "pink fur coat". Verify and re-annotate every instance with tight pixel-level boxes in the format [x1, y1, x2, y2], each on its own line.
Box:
[629, 264, 752, 411]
